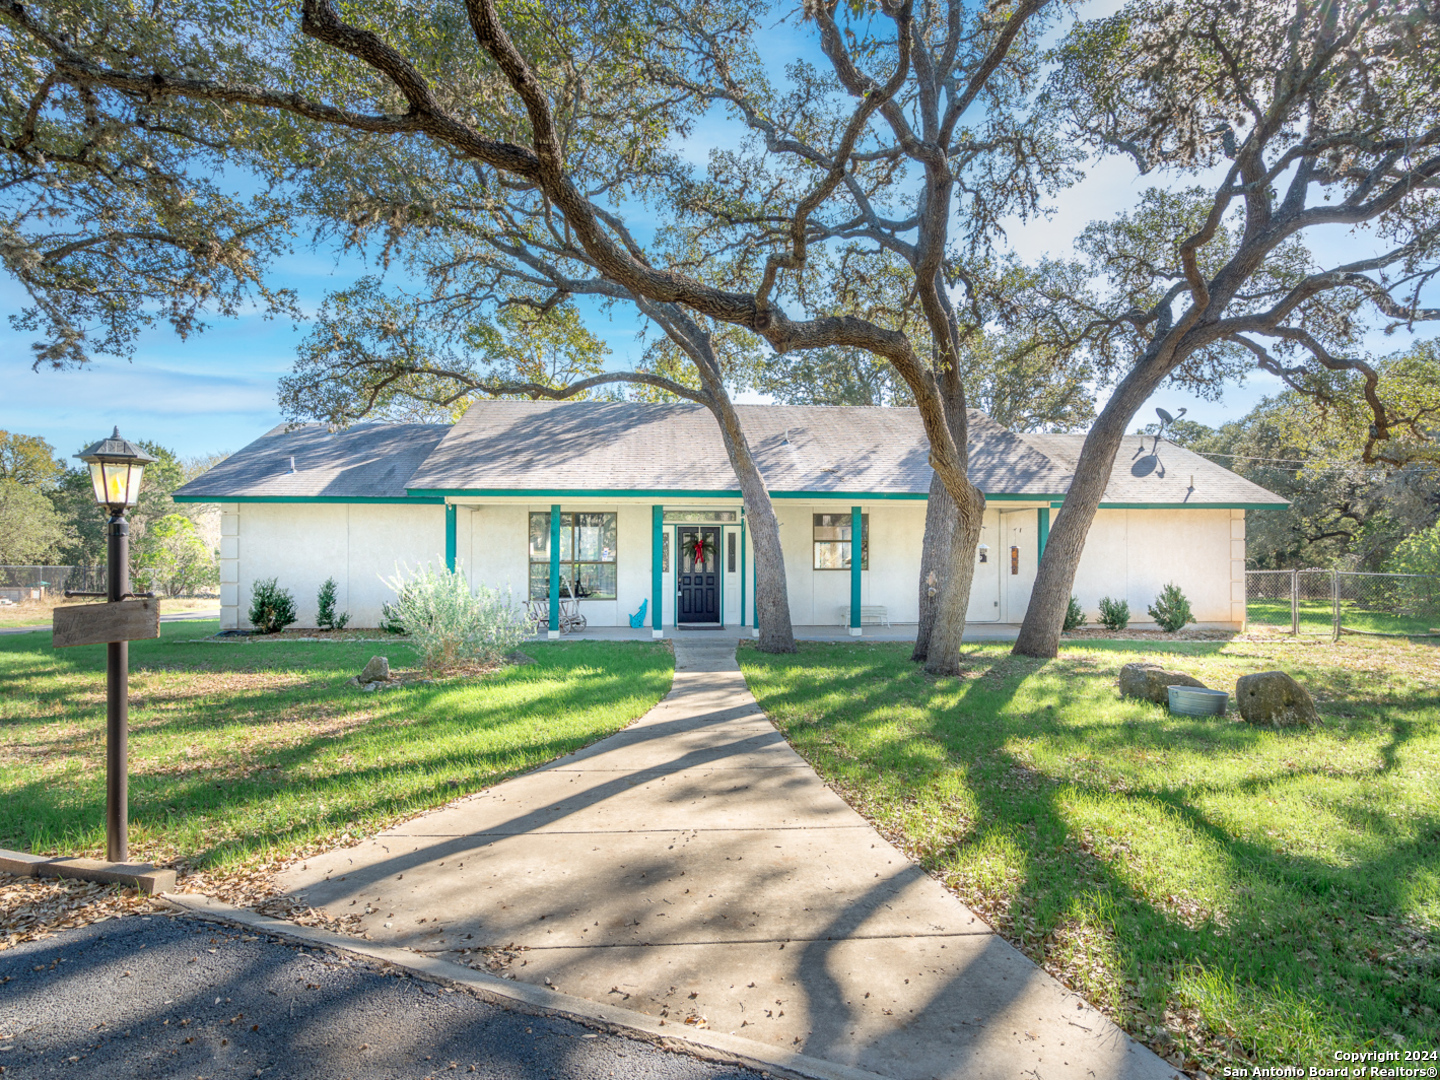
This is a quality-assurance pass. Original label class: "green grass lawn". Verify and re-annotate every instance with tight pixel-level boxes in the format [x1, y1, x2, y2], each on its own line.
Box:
[740, 638, 1439, 1072]
[0, 621, 671, 872]
[1248, 598, 1440, 637]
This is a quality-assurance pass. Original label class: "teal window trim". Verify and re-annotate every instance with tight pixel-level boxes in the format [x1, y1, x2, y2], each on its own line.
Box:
[850, 504, 863, 629]
[751, 526, 759, 631]
[652, 505, 663, 632]
[172, 494, 446, 505]
[718, 526, 725, 628]
[444, 504, 457, 571]
[1037, 507, 1049, 560]
[549, 504, 561, 633]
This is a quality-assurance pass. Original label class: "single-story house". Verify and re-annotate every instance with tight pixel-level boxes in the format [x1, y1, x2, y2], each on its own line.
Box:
[172, 401, 1286, 635]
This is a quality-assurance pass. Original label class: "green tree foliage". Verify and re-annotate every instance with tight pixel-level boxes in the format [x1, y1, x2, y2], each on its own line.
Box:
[0, 431, 65, 488]
[1013, 0, 1440, 657]
[133, 514, 220, 596]
[0, 432, 66, 564]
[1158, 342, 1440, 571]
[1389, 525, 1440, 576]
[280, 279, 613, 425]
[0, 479, 64, 564]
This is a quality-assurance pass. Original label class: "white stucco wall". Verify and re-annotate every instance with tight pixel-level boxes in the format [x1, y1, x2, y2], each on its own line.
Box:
[221, 497, 1245, 631]
[227, 502, 445, 630]
[1070, 508, 1243, 626]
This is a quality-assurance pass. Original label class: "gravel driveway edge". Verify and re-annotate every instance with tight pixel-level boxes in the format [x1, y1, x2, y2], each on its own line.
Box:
[161, 892, 888, 1080]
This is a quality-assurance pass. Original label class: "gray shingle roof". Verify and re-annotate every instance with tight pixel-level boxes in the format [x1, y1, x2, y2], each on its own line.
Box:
[1016, 432, 1287, 506]
[172, 423, 449, 501]
[173, 403, 1286, 507]
[407, 401, 1074, 496]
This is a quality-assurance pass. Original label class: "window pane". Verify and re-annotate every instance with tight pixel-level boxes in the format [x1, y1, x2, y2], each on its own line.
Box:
[574, 562, 617, 599]
[529, 513, 550, 561]
[528, 562, 550, 599]
[727, 531, 736, 572]
[813, 513, 851, 541]
[560, 513, 573, 562]
[601, 513, 617, 561]
[574, 512, 605, 561]
[662, 531, 670, 573]
[814, 541, 851, 570]
[861, 514, 869, 570]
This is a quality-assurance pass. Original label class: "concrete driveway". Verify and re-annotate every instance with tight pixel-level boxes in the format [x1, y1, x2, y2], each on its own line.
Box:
[280, 636, 1177, 1080]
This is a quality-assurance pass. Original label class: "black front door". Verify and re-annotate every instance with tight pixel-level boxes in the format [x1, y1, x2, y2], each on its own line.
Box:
[677, 527, 720, 623]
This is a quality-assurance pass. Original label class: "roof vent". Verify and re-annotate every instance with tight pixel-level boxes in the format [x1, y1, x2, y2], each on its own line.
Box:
[288, 455, 297, 474]
[782, 428, 791, 444]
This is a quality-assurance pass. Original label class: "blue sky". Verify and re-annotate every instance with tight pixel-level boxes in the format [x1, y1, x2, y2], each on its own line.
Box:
[0, 4, 1427, 462]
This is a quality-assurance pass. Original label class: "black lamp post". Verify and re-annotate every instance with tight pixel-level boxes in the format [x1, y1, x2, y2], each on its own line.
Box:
[77, 427, 155, 863]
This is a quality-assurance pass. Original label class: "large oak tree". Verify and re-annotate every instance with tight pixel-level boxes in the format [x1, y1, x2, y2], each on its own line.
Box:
[1010, 0, 1440, 656]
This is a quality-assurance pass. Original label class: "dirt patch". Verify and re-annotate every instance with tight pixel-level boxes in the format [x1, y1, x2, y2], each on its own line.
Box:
[1062, 627, 1236, 642]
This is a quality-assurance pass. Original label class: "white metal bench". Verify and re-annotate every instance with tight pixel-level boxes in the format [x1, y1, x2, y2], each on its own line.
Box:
[841, 605, 890, 627]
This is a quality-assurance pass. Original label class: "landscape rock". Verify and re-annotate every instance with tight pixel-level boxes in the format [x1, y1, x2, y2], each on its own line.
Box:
[505, 651, 536, 666]
[1235, 671, 1319, 727]
[1118, 661, 1207, 704]
[359, 656, 389, 683]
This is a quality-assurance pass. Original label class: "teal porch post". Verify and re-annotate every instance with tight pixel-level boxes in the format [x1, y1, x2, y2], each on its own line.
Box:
[548, 504, 561, 638]
[651, 505, 664, 638]
[751, 525, 759, 633]
[1038, 507, 1050, 560]
[739, 514, 747, 629]
[444, 503, 457, 571]
[849, 505, 863, 636]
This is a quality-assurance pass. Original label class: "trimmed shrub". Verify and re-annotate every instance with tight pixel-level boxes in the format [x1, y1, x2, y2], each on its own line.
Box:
[1063, 595, 1087, 631]
[316, 576, 350, 630]
[381, 561, 536, 670]
[248, 578, 297, 634]
[1097, 595, 1131, 631]
[1148, 582, 1196, 633]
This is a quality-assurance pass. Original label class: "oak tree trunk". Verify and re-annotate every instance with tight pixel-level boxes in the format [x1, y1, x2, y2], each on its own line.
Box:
[912, 471, 958, 663]
[923, 482, 985, 676]
[1012, 374, 1161, 658]
[704, 381, 797, 654]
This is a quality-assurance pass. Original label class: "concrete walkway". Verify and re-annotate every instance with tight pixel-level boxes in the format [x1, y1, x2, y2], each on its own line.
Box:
[281, 636, 1176, 1080]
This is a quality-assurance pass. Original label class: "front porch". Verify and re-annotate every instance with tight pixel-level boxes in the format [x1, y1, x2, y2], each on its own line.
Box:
[526, 622, 1025, 643]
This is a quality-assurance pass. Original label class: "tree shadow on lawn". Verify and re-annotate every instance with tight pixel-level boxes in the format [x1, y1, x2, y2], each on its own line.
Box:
[0, 635, 673, 871]
[743, 642, 1440, 1066]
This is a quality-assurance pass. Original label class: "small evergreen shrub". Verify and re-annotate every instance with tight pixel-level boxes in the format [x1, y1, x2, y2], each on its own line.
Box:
[1063, 595, 1087, 631]
[1148, 582, 1196, 632]
[316, 576, 350, 630]
[1097, 595, 1131, 631]
[381, 561, 536, 670]
[248, 577, 297, 634]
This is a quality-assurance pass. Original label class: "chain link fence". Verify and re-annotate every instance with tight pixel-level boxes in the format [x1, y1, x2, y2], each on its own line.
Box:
[1245, 568, 1440, 638]
[0, 565, 107, 602]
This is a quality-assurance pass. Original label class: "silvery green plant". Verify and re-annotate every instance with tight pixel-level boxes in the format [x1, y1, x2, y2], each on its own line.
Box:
[381, 561, 535, 671]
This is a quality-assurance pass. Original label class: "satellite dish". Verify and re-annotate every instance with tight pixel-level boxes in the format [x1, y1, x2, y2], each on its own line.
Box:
[1156, 407, 1175, 425]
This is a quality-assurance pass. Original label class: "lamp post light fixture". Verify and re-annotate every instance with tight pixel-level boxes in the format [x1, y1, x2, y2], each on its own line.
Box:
[77, 427, 156, 863]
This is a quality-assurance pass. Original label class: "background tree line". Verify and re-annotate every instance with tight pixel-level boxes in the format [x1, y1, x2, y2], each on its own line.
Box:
[0, 430, 225, 596]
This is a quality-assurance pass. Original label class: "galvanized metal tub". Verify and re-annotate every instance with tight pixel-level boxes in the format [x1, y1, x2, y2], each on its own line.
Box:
[1168, 685, 1229, 716]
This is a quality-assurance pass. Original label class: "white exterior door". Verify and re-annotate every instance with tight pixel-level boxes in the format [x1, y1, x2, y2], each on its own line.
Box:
[1002, 511, 1037, 622]
[966, 510, 1002, 621]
